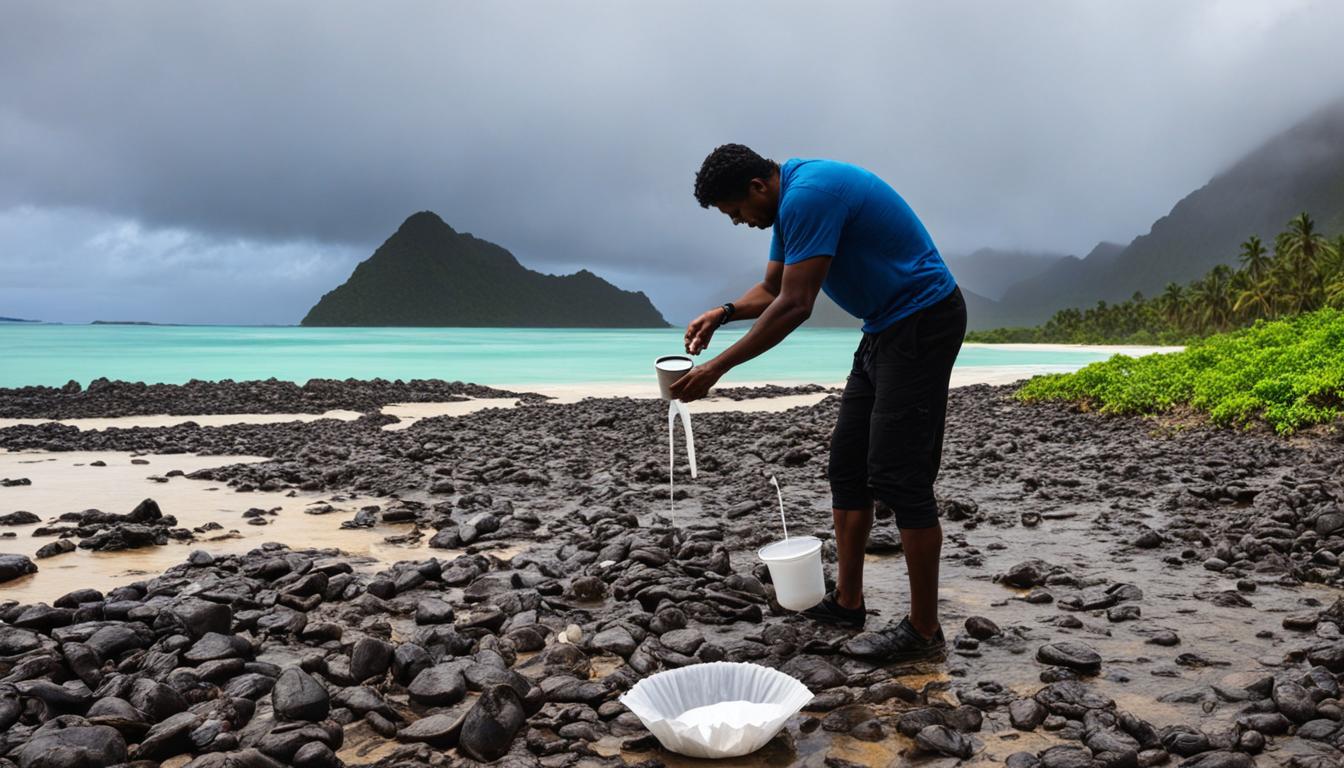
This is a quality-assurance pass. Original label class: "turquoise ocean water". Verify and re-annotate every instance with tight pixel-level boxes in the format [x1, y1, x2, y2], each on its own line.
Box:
[0, 324, 1128, 389]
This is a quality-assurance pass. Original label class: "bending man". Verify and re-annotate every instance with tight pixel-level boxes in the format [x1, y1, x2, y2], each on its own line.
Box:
[670, 144, 965, 663]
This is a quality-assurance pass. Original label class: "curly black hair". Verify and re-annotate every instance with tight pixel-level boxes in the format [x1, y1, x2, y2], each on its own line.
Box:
[693, 144, 779, 208]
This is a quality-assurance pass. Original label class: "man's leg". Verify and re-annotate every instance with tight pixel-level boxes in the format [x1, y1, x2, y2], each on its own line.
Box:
[802, 336, 876, 628]
[867, 287, 967, 656]
[898, 523, 942, 639]
[832, 505, 874, 610]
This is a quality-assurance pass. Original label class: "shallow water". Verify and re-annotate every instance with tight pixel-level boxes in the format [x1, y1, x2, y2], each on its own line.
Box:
[0, 323, 1170, 388]
[0, 449, 419, 603]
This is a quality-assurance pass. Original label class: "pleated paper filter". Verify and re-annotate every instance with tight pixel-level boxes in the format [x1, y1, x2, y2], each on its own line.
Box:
[619, 661, 812, 758]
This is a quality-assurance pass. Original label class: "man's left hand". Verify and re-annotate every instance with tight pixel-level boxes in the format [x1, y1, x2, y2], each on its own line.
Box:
[668, 362, 724, 402]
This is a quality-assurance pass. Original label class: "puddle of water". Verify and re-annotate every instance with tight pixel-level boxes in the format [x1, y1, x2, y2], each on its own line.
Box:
[0, 449, 422, 604]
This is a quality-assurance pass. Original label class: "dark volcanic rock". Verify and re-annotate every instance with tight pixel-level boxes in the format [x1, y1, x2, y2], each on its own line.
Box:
[1036, 641, 1102, 675]
[459, 684, 527, 762]
[272, 667, 330, 722]
[0, 552, 37, 583]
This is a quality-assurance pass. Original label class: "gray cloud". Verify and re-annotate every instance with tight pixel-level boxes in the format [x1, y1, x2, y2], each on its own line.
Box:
[2, 0, 1342, 323]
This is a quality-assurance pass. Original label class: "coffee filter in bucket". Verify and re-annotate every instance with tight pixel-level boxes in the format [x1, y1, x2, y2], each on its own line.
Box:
[619, 661, 812, 759]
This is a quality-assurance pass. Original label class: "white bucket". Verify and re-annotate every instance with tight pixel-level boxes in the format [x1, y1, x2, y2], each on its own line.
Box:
[757, 536, 824, 611]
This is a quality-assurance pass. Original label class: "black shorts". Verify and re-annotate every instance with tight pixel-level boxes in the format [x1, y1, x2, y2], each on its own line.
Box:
[828, 286, 967, 528]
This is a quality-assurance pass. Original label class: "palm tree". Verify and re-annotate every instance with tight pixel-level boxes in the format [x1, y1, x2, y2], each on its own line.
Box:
[1238, 235, 1270, 283]
[1191, 265, 1235, 332]
[1280, 212, 1330, 311]
[1326, 236, 1344, 309]
[1158, 282, 1191, 333]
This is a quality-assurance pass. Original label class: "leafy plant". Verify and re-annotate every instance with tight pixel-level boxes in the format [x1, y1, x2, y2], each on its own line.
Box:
[1016, 308, 1344, 434]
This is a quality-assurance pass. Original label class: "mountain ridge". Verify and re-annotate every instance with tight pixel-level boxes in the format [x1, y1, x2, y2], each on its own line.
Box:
[302, 212, 668, 327]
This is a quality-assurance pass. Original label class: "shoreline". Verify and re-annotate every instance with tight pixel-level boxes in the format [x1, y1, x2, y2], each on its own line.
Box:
[0, 344, 1182, 431]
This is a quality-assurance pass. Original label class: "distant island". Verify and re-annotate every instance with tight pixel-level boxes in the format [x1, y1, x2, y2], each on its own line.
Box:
[0, 316, 40, 323]
[90, 320, 180, 326]
[302, 212, 668, 327]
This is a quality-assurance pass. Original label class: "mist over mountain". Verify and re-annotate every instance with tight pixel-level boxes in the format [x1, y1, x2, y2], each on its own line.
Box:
[302, 212, 668, 327]
[991, 100, 1344, 324]
[944, 250, 1068, 301]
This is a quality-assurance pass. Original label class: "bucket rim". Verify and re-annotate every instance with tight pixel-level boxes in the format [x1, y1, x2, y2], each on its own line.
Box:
[757, 535, 822, 563]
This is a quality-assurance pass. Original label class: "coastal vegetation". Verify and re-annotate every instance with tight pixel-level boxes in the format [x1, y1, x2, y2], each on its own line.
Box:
[1016, 307, 1344, 433]
[967, 213, 1344, 344]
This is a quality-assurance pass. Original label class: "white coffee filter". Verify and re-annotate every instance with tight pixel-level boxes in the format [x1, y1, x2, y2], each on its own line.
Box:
[619, 661, 812, 759]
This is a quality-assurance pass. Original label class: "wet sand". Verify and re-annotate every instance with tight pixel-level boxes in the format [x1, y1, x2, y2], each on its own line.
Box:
[0, 450, 415, 604]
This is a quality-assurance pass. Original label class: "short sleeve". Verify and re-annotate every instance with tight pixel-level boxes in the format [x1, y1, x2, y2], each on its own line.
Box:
[779, 186, 847, 265]
[769, 227, 784, 263]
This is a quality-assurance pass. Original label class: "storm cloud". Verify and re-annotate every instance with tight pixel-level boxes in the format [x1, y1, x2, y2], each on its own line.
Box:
[2, 0, 1342, 323]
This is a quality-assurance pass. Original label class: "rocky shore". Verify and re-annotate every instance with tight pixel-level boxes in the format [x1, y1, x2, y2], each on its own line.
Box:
[0, 378, 545, 420]
[2, 379, 1343, 767]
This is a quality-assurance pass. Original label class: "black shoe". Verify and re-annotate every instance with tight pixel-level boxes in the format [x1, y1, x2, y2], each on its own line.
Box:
[800, 591, 867, 630]
[874, 616, 946, 663]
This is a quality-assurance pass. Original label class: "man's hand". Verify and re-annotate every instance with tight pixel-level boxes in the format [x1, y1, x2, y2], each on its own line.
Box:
[683, 309, 723, 355]
[669, 361, 723, 402]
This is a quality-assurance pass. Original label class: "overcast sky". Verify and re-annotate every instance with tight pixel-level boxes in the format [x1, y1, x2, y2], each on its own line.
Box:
[2, 0, 1342, 324]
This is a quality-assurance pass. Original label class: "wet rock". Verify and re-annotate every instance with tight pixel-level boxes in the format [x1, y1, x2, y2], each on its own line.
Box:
[915, 724, 973, 759]
[13, 724, 128, 768]
[415, 598, 455, 625]
[1001, 559, 1053, 588]
[897, 707, 947, 736]
[292, 742, 339, 768]
[1010, 698, 1048, 730]
[408, 664, 467, 706]
[35, 539, 77, 558]
[0, 510, 40, 525]
[780, 655, 847, 691]
[1294, 719, 1340, 741]
[591, 626, 637, 658]
[1178, 752, 1254, 768]
[134, 710, 203, 760]
[570, 575, 607, 601]
[272, 667, 330, 721]
[965, 616, 1001, 639]
[1036, 641, 1102, 675]
[350, 637, 393, 681]
[460, 684, 527, 762]
[1161, 726, 1211, 756]
[1038, 745, 1095, 768]
[1272, 680, 1317, 723]
[821, 704, 876, 733]
[1107, 604, 1141, 622]
[397, 707, 468, 747]
[1146, 630, 1180, 647]
[184, 631, 250, 663]
[0, 552, 37, 583]
[1035, 681, 1113, 719]
[839, 631, 898, 659]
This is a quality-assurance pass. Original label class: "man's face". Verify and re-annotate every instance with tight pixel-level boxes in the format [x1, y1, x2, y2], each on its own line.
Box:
[714, 178, 776, 229]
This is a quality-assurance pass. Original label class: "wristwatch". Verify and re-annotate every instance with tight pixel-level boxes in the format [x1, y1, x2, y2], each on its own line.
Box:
[718, 302, 735, 326]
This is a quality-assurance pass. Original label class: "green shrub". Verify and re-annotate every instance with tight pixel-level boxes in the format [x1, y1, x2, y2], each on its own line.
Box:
[1017, 308, 1344, 433]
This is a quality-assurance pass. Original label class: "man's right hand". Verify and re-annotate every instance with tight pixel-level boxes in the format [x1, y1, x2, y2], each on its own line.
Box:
[684, 308, 723, 355]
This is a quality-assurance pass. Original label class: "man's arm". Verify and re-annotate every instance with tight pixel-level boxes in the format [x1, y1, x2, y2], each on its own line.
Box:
[712, 257, 827, 369]
[670, 257, 829, 401]
[684, 261, 783, 354]
[726, 261, 784, 321]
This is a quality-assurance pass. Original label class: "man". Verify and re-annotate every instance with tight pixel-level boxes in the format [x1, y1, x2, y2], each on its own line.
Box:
[669, 144, 966, 662]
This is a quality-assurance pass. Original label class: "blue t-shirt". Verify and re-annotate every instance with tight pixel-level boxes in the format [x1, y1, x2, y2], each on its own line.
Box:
[769, 158, 956, 333]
